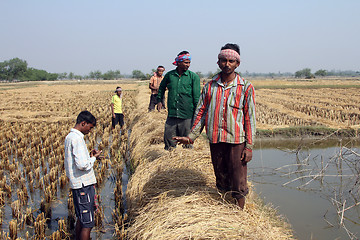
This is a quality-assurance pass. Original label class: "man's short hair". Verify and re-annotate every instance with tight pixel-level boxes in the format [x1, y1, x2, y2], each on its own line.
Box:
[177, 50, 189, 56]
[221, 43, 240, 55]
[76, 110, 96, 126]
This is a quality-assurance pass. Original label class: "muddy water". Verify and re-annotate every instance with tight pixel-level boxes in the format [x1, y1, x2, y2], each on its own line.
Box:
[2, 134, 358, 239]
[250, 138, 360, 240]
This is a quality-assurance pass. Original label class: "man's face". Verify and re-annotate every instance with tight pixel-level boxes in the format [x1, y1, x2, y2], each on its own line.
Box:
[218, 57, 240, 75]
[177, 60, 191, 72]
[80, 122, 94, 135]
[157, 68, 165, 77]
[116, 90, 122, 96]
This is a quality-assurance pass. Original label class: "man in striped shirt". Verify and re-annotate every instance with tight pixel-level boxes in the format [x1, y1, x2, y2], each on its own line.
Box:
[174, 43, 256, 209]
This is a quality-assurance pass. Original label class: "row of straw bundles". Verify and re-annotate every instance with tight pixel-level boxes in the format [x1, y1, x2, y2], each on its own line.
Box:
[125, 85, 294, 239]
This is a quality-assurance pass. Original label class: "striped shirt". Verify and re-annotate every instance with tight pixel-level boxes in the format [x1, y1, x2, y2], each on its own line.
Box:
[188, 73, 256, 149]
[64, 128, 97, 189]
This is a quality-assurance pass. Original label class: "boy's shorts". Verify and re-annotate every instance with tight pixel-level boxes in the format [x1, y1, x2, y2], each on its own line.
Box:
[72, 184, 96, 228]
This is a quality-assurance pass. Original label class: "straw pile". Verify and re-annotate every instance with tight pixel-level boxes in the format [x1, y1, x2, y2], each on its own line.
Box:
[125, 85, 294, 239]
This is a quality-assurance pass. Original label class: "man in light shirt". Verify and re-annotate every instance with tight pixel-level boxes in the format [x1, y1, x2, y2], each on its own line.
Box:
[64, 110, 102, 240]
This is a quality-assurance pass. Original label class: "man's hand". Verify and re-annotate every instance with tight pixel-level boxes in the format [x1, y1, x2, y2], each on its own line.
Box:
[172, 136, 192, 145]
[91, 149, 103, 160]
[112, 113, 115, 118]
[241, 148, 252, 163]
[156, 102, 163, 112]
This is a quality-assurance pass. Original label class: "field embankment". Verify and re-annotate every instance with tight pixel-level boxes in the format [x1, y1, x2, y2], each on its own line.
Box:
[125, 84, 294, 239]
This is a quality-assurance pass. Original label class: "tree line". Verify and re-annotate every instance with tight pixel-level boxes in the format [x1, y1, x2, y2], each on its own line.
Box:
[1, 57, 359, 82]
[0, 58, 124, 82]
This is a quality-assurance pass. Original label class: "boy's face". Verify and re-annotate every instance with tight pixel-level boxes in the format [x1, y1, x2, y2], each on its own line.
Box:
[80, 121, 94, 135]
[157, 68, 165, 76]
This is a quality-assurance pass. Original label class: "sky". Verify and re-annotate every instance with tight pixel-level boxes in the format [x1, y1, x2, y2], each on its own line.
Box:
[1, 0, 359, 76]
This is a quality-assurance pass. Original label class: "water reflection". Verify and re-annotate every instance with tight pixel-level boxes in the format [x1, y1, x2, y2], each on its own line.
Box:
[250, 138, 360, 240]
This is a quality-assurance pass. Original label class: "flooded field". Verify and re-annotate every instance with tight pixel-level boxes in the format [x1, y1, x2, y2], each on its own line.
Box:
[250, 138, 360, 240]
[0, 79, 359, 239]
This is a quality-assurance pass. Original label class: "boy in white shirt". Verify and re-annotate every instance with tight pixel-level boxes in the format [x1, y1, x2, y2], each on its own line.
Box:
[64, 110, 102, 240]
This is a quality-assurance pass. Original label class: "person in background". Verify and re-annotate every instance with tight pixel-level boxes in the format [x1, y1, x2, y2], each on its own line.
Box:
[173, 43, 256, 209]
[64, 110, 102, 239]
[149, 66, 166, 111]
[156, 51, 200, 150]
[111, 86, 124, 131]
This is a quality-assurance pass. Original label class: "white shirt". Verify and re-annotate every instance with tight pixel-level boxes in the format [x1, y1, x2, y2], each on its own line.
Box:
[64, 128, 97, 189]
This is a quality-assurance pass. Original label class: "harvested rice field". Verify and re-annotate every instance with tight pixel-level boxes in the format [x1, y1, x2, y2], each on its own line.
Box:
[0, 77, 359, 239]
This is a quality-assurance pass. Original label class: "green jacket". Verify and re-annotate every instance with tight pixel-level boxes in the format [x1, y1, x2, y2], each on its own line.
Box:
[157, 69, 200, 119]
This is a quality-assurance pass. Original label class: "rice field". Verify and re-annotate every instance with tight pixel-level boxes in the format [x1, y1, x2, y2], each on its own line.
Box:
[0, 81, 137, 239]
[0, 77, 359, 239]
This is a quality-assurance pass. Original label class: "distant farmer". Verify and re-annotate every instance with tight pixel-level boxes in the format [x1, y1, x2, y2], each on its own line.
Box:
[156, 51, 200, 150]
[174, 43, 256, 209]
[64, 110, 102, 239]
[148, 66, 166, 111]
[111, 86, 124, 130]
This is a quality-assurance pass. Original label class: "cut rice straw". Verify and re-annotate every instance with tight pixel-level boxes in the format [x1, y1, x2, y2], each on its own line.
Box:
[125, 84, 294, 239]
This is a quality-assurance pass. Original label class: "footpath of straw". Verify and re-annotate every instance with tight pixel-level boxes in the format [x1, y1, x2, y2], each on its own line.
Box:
[125, 84, 294, 240]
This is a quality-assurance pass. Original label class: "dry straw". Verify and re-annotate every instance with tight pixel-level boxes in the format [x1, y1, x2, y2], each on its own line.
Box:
[125, 85, 294, 239]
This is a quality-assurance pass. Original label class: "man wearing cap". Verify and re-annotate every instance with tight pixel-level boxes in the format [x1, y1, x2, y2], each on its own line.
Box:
[173, 43, 256, 209]
[156, 51, 200, 150]
[148, 66, 166, 111]
[111, 87, 124, 130]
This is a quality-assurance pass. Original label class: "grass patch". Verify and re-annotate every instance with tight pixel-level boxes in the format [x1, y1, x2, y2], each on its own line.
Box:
[255, 84, 360, 90]
[257, 126, 359, 138]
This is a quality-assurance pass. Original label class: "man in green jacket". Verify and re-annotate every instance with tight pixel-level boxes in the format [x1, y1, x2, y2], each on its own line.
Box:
[156, 50, 200, 150]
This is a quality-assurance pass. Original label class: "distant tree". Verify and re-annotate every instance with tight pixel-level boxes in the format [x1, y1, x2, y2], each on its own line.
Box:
[57, 72, 68, 80]
[89, 70, 102, 80]
[195, 71, 204, 79]
[48, 73, 59, 81]
[20, 68, 58, 81]
[102, 70, 116, 80]
[295, 68, 314, 79]
[68, 72, 74, 80]
[132, 70, 146, 80]
[0, 62, 6, 80]
[114, 70, 122, 79]
[268, 72, 276, 78]
[0, 58, 28, 81]
[315, 69, 327, 77]
[145, 73, 152, 79]
[294, 70, 302, 78]
[102, 70, 122, 80]
[206, 71, 214, 78]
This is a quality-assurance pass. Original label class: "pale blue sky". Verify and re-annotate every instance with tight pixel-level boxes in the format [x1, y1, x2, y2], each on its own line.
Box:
[1, 0, 359, 75]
